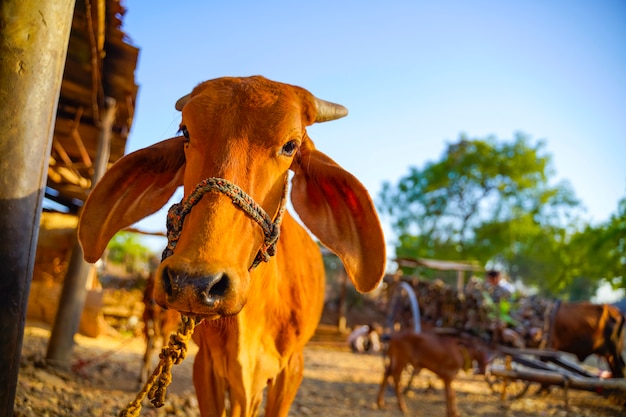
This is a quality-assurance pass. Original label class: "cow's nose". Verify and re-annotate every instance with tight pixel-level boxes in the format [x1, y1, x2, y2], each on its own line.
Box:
[162, 267, 230, 307]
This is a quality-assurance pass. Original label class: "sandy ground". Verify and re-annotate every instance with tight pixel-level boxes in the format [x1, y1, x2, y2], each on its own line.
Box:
[14, 322, 626, 417]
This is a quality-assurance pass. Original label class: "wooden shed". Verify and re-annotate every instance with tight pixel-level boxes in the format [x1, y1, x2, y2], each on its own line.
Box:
[28, 0, 139, 335]
[46, 0, 138, 212]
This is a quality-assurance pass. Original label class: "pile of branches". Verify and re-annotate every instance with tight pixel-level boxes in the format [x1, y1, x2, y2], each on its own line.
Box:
[395, 277, 555, 348]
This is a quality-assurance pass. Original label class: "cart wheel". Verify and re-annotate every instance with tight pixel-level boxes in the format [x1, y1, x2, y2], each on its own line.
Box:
[385, 281, 421, 334]
[485, 354, 532, 400]
[383, 281, 422, 394]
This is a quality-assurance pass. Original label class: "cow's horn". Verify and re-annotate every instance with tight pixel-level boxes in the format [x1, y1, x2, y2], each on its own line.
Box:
[175, 94, 192, 111]
[314, 98, 348, 123]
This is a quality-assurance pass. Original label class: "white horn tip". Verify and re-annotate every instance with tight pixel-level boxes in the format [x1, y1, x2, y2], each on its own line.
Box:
[315, 98, 348, 123]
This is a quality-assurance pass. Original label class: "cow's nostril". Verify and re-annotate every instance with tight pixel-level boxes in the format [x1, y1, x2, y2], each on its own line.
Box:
[161, 267, 230, 308]
[198, 273, 230, 307]
[162, 266, 174, 297]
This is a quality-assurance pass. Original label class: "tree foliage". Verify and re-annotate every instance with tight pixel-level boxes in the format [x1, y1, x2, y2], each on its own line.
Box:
[578, 196, 626, 289]
[377, 132, 603, 298]
[106, 231, 156, 274]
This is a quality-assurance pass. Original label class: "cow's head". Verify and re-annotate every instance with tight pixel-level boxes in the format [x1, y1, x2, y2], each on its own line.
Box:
[78, 76, 385, 318]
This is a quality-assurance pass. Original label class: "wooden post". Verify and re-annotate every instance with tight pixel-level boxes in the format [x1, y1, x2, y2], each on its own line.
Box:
[337, 267, 348, 333]
[0, 0, 75, 414]
[46, 98, 116, 367]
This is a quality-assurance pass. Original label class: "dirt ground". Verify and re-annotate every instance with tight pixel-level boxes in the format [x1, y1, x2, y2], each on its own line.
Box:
[14, 321, 626, 417]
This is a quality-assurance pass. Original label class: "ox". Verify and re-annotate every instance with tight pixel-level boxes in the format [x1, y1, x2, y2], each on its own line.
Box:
[78, 76, 386, 416]
[547, 301, 625, 378]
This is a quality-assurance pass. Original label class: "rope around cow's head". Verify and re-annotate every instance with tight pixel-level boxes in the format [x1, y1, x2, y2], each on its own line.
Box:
[119, 176, 289, 416]
[162, 176, 289, 269]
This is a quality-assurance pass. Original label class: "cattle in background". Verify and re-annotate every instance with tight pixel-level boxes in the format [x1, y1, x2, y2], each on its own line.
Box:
[377, 330, 487, 417]
[138, 273, 181, 386]
[78, 76, 386, 416]
[545, 301, 625, 378]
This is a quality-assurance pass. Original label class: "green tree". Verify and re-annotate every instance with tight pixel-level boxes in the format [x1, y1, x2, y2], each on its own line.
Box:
[597, 196, 626, 288]
[106, 231, 155, 274]
[575, 194, 626, 292]
[379, 132, 583, 295]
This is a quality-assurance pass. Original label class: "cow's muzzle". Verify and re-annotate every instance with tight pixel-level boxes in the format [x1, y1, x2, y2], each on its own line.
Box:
[162, 266, 230, 309]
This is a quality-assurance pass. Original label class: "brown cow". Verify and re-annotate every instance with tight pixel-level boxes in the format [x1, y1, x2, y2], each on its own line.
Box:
[377, 330, 487, 417]
[78, 76, 386, 416]
[138, 273, 181, 386]
[547, 301, 625, 378]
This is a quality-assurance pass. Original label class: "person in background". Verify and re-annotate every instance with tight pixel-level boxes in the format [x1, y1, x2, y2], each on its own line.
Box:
[486, 269, 515, 294]
[347, 322, 382, 353]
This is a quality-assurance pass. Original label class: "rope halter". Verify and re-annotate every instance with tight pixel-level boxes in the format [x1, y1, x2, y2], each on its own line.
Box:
[162, 176, 288, 270]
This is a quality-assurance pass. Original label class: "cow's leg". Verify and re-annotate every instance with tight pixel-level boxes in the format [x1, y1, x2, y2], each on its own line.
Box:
[228, 384, 264, 417]
[193, 345, 227, 417]
[403, 366, 422, 394]
[376, 360, 392, 408]
[229, 390, 261, 417]
[138, 319, 156, 387]
[249, 393, 263, 417]
[264, 351, 304, 417]
[606, 351, 625, 378]
[388, 361, 408, 414]
[617, 352, 626, 378]
[443, 379, 459, 417]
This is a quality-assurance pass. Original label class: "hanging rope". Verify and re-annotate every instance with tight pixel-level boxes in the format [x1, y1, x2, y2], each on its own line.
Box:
[119, 315, 200, 417]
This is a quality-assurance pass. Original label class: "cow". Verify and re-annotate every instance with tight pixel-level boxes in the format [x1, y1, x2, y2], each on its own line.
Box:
[546, 301, 625, 378]
[377, 330, 487, 417]
[138, 273, 181, 386]
[78, 76, 386, 417]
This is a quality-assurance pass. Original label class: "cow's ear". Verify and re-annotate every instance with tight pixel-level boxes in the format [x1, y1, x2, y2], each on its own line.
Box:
[78, 137, 186, 263]
[290, 148, 386, 292]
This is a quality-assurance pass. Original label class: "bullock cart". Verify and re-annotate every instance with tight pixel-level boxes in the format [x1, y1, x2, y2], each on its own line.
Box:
[485, 346, 626, 407]
[382, 274, 626, 407]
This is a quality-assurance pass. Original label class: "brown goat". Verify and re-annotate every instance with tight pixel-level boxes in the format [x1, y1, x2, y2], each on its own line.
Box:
[377, 330, 487, 417]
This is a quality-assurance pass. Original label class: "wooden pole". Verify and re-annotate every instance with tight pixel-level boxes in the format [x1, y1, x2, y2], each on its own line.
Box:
[0, 0, 75, 414]
[46, 98, 116, 367]
[337, 267, 348, 332]
[488, 365, 626, 393]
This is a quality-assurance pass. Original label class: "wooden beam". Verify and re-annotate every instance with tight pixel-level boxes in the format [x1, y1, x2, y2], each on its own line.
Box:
[56, 166, 91, 188]
[47, 167, 63, 183]
[123, 227, 167, 238]
[96, 0, 105, 52]
[71, 128, 92, 167]
[84, 0, 101, 123]
[45, 182, 89, 203]
[488, 365, 626, 392]
[52, 138, 74, 167]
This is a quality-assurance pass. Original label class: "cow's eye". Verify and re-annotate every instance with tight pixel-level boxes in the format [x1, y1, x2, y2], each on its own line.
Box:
[180, 125, 190, 142]
[281, 140, 298, 156]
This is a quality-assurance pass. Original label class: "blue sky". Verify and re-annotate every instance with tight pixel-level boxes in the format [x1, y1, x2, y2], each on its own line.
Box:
[121, 1, 626, 254]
